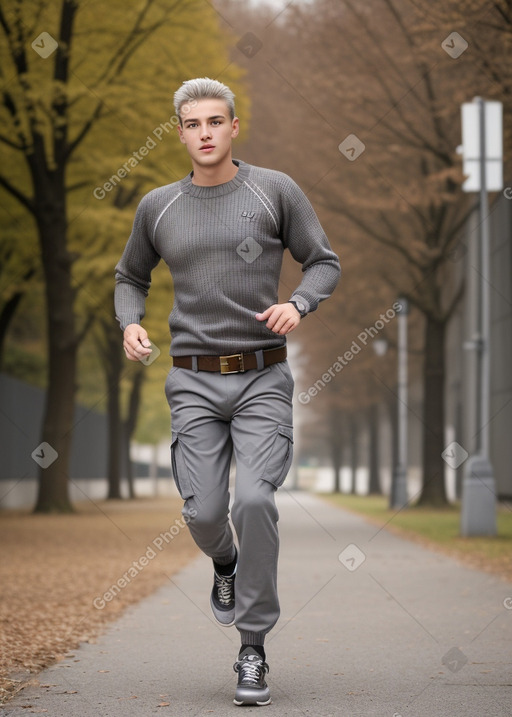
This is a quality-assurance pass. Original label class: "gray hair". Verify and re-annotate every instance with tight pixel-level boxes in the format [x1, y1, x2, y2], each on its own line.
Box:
[173, 77, 236, 124]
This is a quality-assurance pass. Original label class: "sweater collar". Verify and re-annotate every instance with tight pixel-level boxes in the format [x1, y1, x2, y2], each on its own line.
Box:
[180, 159, 250, 198]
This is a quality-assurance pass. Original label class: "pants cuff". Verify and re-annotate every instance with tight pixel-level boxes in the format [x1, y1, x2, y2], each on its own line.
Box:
[212, 546, 237, 565]
[238, 630, 267, 645]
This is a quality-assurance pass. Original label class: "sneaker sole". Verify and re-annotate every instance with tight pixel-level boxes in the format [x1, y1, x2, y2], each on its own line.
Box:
[209, 595, 235, 627]
[233, 684, 271, 706]
[233, 697, 272, 706]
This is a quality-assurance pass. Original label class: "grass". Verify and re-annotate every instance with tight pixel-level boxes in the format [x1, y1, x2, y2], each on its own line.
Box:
[322, 493, 512, 580]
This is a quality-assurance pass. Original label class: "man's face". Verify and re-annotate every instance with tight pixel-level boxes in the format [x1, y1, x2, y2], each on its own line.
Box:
[177, 98, 239, 168]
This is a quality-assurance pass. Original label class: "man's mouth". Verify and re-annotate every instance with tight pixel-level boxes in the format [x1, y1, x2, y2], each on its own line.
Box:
[200, 144, 215, 151]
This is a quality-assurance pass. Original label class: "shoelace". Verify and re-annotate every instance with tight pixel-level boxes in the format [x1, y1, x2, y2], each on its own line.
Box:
[234, 658, 269, 685]
[215, 573, 234, 605]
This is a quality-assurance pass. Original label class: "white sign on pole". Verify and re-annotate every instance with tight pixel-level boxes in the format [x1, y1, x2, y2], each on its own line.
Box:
[461, 99, 503, 192]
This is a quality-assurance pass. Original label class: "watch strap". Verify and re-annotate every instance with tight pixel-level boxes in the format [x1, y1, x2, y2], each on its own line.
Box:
[288, 300, 307, 318]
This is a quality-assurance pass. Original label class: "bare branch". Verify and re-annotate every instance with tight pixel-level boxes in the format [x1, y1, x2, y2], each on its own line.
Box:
[76, 310, 97, 345]
[315, 191, 426, 270]
[439, 200, 479, 254]
[66, 0, 183, 158]
[66, 180, 94, 193]
[0, 132, 24, 150]
[384, 0, 454, 156]
[66, 99, 105, 159]
[0, 174, 34, 214]
[0, 5, 45, 158]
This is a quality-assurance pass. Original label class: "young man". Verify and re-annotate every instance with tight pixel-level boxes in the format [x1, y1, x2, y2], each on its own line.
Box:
[115, 77, 340, 706]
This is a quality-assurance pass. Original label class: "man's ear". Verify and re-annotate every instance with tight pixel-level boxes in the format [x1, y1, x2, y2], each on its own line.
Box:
[231, 117, 240, 139]
[177, 124, 186, 144]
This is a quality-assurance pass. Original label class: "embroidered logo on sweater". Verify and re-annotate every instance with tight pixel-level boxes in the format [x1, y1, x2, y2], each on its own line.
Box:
[240, 210, 256, 220]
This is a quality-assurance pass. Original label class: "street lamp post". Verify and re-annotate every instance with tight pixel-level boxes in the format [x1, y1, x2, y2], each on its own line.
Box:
[372, 298, 409, 510]
[392, 297, 409, 509]
[459, 97, 502, 536]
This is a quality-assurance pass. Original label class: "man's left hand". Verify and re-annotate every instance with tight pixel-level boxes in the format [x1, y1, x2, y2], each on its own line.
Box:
[255, 303, 301, 335]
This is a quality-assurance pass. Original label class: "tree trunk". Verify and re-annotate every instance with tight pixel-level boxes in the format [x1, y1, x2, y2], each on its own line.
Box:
[123, 368, 145, 499]
[328, 409, 343, 493]
[331, 435, 342, 493]
[350, 415, 358, 494]
[106, 345, 123, 499]
[33, 173, 76, 513]
[0, 293, 24, 371]
[386, 395, 399, 503]
[0, 267, 35, 370]
[367, 403, 382, 495]
[417, 315, 448, 506]
[123, 422, 135, 499]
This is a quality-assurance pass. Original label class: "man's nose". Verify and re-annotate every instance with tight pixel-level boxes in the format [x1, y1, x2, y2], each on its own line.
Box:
[200, 124, 212, 140]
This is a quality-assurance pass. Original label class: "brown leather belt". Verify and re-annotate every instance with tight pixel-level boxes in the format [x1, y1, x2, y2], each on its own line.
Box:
[172, 345, 287, 374]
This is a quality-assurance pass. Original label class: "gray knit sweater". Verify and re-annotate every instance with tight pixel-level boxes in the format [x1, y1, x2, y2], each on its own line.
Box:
[114, 159, 340, 356]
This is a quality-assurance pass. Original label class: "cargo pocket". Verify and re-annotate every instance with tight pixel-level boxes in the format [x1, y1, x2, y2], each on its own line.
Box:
[170, 433, 195, 499]
[262, 424, 294, 488]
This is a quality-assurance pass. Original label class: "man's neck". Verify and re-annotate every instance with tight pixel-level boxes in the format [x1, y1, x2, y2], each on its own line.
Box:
[191, 157, 238, 187]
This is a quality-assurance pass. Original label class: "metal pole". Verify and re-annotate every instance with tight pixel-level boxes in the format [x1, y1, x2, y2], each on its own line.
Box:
[391, 298, 408, 509]
[460, 97, 497, 536]
[479, 97, 491, 458]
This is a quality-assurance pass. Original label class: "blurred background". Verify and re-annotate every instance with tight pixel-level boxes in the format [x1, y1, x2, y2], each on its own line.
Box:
[0, 0, 511, 515]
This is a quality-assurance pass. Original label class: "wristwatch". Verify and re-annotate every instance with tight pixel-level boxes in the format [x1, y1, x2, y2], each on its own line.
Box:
[288, 300, 307, 318]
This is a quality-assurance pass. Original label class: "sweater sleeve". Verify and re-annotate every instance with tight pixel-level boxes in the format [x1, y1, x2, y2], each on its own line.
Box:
[279, 176, 341, 314]
[114, 193, 161, 331]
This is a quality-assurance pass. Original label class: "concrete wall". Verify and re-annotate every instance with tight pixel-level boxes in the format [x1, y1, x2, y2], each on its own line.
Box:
[0, 373, 108, 480]
[448, 191, 512, 498]
[488, 193, 512, 497]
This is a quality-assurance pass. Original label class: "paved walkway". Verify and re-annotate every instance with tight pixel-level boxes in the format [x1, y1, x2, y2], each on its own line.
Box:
[3, 492, 511, 716]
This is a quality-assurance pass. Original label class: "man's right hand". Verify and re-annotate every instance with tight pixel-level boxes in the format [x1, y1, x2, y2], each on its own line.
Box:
[123, 323, 153, 362]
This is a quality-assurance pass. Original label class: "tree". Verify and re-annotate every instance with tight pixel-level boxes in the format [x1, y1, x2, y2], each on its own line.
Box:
[214, 0, 510, 505]
[216, 0, 427, 497]
[0, 0, 247, 511]
[0, 200, 39, 368]
[244, 0, 511, 506]
[122, 366, 145, 499]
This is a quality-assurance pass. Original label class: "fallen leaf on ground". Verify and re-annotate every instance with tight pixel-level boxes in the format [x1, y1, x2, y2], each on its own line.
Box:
[0, 498, 198, 705]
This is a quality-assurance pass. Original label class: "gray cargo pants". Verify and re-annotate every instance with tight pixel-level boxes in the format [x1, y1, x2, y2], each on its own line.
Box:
[165, 358, 294, 646]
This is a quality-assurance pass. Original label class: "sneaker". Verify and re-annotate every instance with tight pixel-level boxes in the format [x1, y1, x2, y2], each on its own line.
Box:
[210, 558, 236, 627]
[233, 647, 271, 706]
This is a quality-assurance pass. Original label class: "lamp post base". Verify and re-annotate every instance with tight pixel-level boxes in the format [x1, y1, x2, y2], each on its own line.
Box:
[460, 455, 497, 536]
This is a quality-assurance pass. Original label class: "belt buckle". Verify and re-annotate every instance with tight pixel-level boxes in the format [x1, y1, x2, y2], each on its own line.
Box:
[220, 353, 245, 374]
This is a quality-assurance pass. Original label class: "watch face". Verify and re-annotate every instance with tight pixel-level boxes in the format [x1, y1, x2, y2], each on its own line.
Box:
[296, 302, 306, 314]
